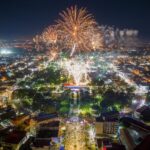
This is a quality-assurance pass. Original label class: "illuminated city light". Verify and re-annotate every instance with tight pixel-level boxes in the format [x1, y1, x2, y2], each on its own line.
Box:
[0, 2, 149, 150]
[0, 49, 12, 55]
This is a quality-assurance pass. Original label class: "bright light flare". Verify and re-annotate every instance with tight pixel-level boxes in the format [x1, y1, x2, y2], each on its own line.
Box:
[0, 49, 12, 55]
[62, 58, 90, 85]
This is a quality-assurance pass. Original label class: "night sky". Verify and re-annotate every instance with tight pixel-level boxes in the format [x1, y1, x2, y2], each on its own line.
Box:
[0, 0, 150, 40]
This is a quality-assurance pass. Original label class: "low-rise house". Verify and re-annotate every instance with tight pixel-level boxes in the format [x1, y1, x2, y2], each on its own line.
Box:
[97, 138, 125, 150]
[31, 120, 59, 150]
[1, 130, 29, 150]
[134, 105, 150, 122]
[11, 114, 30, 126]
[0, 107, 16, 120]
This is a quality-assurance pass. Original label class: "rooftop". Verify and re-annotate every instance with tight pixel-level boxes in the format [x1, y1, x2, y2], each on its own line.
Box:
[40, 121, 60, 128]
[4, 130, 26, 144]
[135, 134, 150, 150]
[136, 105, 150, 113]
[33, 139, 50, 147]
[37, 129, 58, 138]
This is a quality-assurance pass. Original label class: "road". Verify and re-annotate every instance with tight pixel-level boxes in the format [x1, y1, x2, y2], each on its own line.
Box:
[64, 121, 96, 150]
[63, 90, 96, 150]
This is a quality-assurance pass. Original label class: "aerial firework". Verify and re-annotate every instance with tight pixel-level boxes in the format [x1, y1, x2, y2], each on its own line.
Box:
[34, 5, 139, 55]
[60, 53, 112, 85]
[62, 58, 90, 85]
[33, 35, 43, 51]
[41, 25, 61, 59]
[87, 26, 104, 50]
[42, 25, 58, 45]
[102, 26, 139, 49]
[56, 5, 103, 56]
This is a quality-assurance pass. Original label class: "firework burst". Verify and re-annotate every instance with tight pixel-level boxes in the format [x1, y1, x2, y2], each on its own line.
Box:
[62, 58, 90, 85]
[33, 35, 43, 51]
[42, 25, 58, 45]
[56, 5, 102, 56]
[35, 5, 139, 56]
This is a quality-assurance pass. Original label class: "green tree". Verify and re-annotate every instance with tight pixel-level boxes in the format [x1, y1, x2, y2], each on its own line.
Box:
[95, 94, 103, 106]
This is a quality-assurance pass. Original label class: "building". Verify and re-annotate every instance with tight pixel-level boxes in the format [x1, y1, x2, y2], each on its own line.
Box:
[11, 114, 30, 126]
[0, 130, 29, 150]
[119, 117, 150, 150]
[119, 127, 136, 150]
[134, 105, 150, 122]
[97, 138, 126, 150]
[0, 107, 16, 120]
[31, 121, 60, 150]
[95, 115, 119, 135]
[95, 121, 118, 135]
[134, 134, 150, 150]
